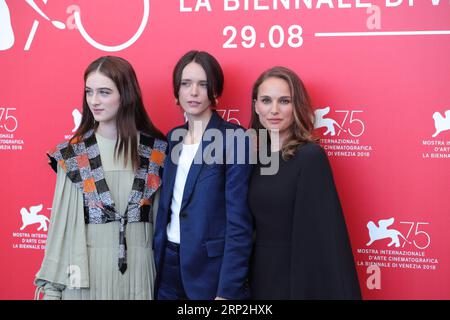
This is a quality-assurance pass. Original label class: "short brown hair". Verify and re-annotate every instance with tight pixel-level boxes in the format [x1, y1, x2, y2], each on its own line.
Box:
[173, 50, 224, 107]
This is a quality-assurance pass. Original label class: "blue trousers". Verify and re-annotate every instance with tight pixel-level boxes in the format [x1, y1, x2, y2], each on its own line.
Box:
[156, 241, 189, 300]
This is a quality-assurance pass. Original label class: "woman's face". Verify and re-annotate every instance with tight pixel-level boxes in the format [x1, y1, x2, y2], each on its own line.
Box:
[178, 61, 212, 118]
[255, 77, 294, 135]
[85, 71, 121, 125]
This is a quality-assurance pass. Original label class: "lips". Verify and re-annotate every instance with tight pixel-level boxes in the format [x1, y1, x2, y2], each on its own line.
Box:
[187, 101, 201, 107]
[92, 109, 104, 114]
[267, 118, 282, 124]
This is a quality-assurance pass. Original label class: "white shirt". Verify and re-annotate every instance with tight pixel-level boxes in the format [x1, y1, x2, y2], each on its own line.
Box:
[166, 142, 200, 244]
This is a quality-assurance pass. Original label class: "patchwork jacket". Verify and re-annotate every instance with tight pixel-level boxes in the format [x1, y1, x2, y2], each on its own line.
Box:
[48, 129, 167, 273]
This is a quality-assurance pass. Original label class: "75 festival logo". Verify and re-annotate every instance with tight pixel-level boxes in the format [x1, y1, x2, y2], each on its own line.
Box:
[0, 0, 149, 52]
[366, 217, 431, 250]
[314, 106, 365, 137]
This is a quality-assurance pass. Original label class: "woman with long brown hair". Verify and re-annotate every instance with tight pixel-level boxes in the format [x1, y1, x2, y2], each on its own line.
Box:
[248, 66, 361, 299]
[34, 56, 167, 299]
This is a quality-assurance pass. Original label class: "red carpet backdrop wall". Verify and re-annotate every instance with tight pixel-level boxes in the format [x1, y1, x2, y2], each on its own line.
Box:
[1, 0, 449, 300]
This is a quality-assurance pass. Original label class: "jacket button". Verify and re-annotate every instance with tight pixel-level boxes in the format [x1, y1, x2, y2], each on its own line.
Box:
[180, 212, 188, 218]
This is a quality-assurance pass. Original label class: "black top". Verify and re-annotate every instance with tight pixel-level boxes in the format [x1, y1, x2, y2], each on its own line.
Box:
[248, 142, 361, 299]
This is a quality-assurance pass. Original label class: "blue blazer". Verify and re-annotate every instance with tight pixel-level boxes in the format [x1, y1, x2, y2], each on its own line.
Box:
[154, 111, 253, 300]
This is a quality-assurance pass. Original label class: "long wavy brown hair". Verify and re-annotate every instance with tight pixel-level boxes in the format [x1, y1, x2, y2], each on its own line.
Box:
[250, 66, 317, 160]
[71, 56, 165, 170]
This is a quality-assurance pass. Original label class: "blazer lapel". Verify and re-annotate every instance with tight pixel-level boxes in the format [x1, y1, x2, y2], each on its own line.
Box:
[163, 129, 184, 212]
[180, 112, 222, 211]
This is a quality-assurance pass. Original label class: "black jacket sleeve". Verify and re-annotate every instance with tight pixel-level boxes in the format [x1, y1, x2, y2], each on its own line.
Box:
[290, 144, 361, 299]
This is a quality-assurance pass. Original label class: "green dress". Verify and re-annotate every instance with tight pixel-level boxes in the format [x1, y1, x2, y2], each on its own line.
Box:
[35, 133, 158, 300]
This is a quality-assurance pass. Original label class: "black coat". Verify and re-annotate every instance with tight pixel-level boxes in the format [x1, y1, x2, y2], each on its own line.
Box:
[248, 143, 361, 299]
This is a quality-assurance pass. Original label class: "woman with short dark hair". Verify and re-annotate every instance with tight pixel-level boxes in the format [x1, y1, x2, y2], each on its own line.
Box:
[153, 50, 253, 300]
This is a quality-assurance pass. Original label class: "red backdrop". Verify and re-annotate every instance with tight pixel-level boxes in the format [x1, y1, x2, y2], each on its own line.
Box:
[1, 0, 449, 299]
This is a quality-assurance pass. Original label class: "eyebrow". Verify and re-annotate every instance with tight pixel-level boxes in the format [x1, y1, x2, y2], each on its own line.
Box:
[181, 79, 207, 83]
[259, 95, 291, 99]
[85, 86, 113, 91]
